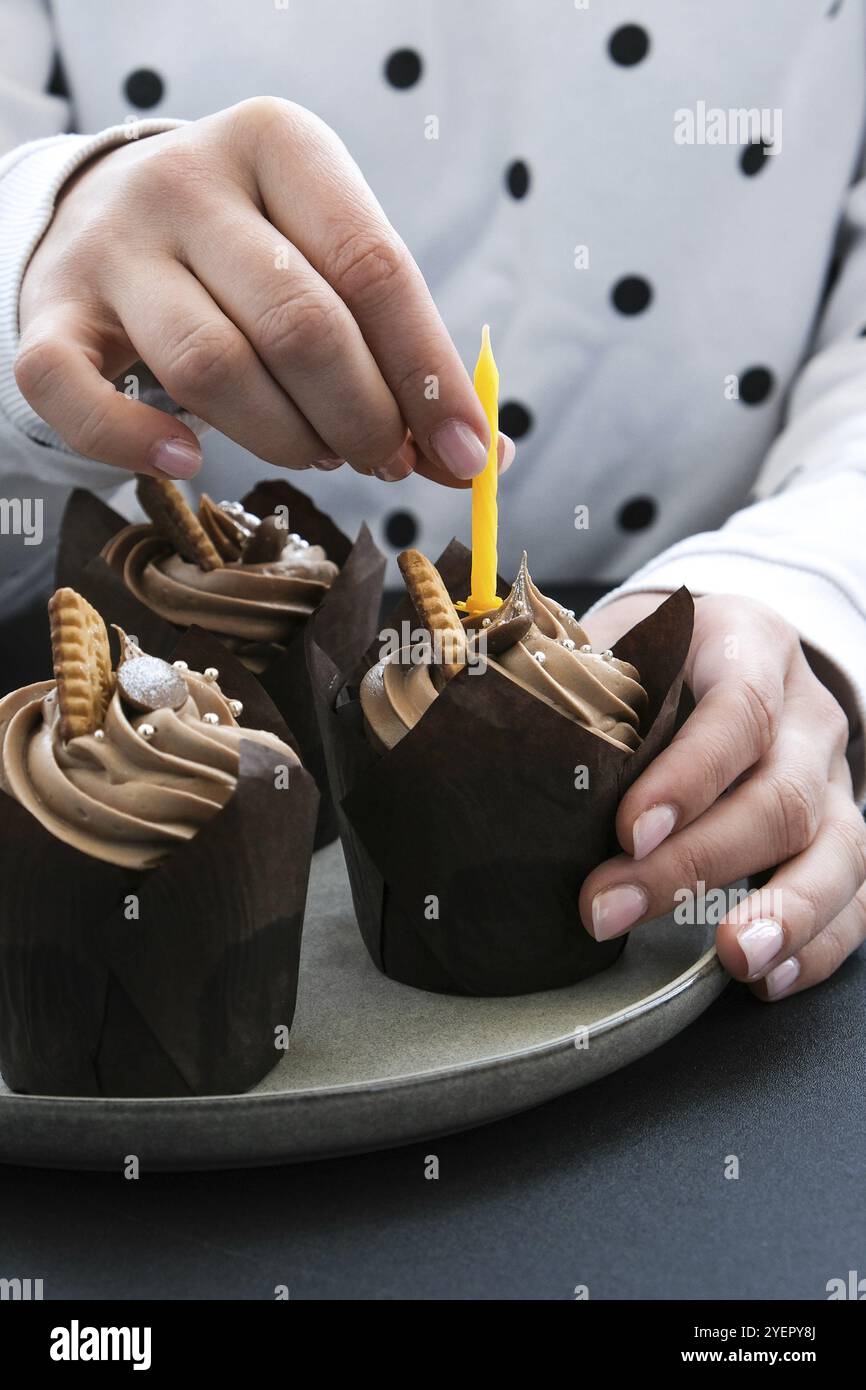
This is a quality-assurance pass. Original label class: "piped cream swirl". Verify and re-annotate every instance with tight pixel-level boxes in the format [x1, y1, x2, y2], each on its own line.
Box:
[0, 667, 298, 870]
[360, 556, 648, 753]
[102, 523, 338, 650]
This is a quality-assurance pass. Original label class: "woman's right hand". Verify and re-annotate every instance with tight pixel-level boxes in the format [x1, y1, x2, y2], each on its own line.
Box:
[16, 97, 511, 487]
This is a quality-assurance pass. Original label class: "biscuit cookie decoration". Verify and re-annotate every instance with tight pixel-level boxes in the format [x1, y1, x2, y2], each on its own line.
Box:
[48, 587, 114, 741]
[397, 548, 467, 684]
[136, 474, 222, 571]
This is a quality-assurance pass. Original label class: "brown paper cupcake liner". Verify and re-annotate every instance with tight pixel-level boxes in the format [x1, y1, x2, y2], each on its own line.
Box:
[56, 480, 386, 849]
[0, 627, 318, 1098]
[308, 539, 694, 997]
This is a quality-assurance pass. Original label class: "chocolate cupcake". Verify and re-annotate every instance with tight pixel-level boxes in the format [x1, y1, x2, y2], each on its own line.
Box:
[0, 588, 318, 1097]
[308, 540, 694, 997]
[56, 477, 386, 849]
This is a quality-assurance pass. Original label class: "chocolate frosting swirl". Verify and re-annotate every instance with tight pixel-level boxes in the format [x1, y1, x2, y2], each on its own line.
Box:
[102, 513, 338, 651]
[360, 556, 648, 753]
[0, 663, 299, 870]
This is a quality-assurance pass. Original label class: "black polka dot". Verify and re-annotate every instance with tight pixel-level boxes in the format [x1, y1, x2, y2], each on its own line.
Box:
[384, 49, 422, 89]
[608, 24, 650, 66]
[505, 160, 530, 199]
[827, 0, 844, 16]
[618, 497, 657, 532]
[611, 275, 652, 316]
[499, 401, 533, 439]
[124, 69, 164, 109]
[739, 367, 775, 405]
[384, 510, 418, 549]
[740, 140, 773, 176]
[858, 325, 866, 336]
[48, 53, 69, 100]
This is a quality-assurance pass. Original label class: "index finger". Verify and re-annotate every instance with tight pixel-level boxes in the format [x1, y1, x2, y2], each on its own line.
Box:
[618, 636, 787, 860]
[249, 101, 492, 481]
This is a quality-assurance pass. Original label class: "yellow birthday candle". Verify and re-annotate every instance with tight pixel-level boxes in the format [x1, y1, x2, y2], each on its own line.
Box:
[463, 325, 503, 616]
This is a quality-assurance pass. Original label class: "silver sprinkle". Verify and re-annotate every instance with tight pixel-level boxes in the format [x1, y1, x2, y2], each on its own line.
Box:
[202, 712, 220, 725]
[533, 651, 546, 664]
[579, 643, 593, 654]
[219, 500, 244, 515]
[561, 638, 576, 651]
[481, 617, 491, 628]
[288, 532, 301, 544]
[172, 659, 189, 671]
[203, 667, 219, 682]
[94, 729, 105, 741]
[138, 723, 155, 740]
[601, 649, 614, 661]
[240, 510, 261, 530]
[228, 699, 244, 718]
[565, 609, 575, 618]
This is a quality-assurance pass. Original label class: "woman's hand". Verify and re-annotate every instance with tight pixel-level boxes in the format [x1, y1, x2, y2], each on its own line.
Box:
[580, 591, 866, 1000]
[16, 98, 513, 487]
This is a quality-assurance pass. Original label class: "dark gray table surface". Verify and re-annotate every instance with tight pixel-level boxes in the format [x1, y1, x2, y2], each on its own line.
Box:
[0, 953, 862, 1301]
[1, 587, 863, 1301]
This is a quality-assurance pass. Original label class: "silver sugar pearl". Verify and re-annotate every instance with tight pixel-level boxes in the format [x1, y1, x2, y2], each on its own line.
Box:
[172, 660, 189, 671]
[601, 649, 614, 661]
[203, 667, 219, 682]
[219, 500, 243, 515]
[579, 643, 593, 654]
[565, 609, 575, 618]
[94, 729, 105, 741]
[561, 638, 576, 651]
[288, 532, 301, 544]
[138, 723, 155, 740]
[202, 712, 220, 726]
[228, 699, 244, 718]
[533, 651, 546, 665]
[481, 617, 491, 628]
[240, 510, 261, 530]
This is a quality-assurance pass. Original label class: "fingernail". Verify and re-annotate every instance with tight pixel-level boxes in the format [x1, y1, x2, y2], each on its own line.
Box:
[764, 956, 800, 1000]
[150, 438, 201, 480]
[497, 432, 516, 475]
[737, 918, 784, 977]
[591, 884, 649, 940]
[632, 803, 678, 860]
[430, 419, 488, 479]
[372, 440, 415, 482]
[313, 456, 345, 472]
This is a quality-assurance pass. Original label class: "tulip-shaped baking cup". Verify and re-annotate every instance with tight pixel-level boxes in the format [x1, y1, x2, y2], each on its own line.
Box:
[308, 540, 694, 996]
[0, 628, 318, 1097]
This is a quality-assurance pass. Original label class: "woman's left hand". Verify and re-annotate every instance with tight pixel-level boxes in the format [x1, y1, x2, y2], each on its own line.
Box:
[579, 591, 866, 1000]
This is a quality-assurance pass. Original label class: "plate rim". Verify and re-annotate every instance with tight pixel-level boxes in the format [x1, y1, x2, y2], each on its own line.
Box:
[0, 945, 726, 1112]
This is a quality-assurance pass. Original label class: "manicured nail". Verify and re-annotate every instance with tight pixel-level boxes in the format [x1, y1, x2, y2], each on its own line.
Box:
[497, 432, 516, 475]
[313, 456, 345, 471]
[764, 956, 800, 1000]
[632, 803, 678, 860]
[150, 438, 201, 480]
[372, 440, 415, 482]
[591, 884, 649, 940]
[430, 419, 488, 479]
[737, 918, 784, 977]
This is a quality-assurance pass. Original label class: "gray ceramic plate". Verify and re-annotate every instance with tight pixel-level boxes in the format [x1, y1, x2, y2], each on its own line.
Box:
[0, 844, 729, 1171]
